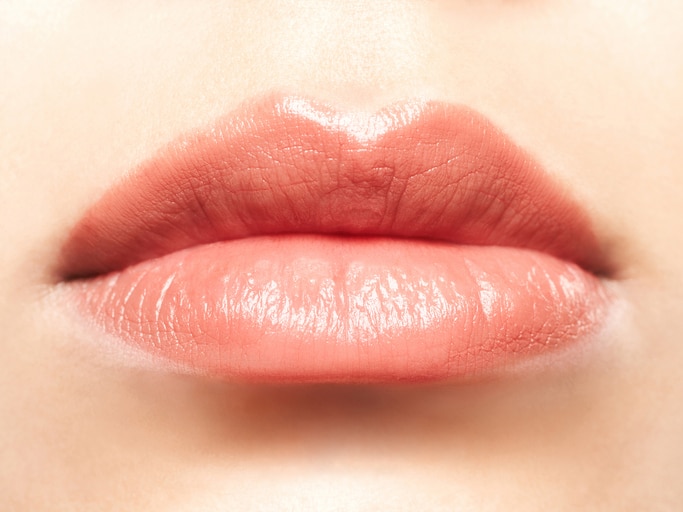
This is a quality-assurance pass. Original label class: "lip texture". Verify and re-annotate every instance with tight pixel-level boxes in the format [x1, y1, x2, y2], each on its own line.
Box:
[58, 95, 612, 382]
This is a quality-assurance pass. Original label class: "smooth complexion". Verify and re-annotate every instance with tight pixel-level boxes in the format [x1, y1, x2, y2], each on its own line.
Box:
[1, 2, 683, 511]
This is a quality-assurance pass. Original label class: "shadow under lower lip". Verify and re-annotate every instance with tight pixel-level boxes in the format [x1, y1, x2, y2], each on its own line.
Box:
[65, 235, 612, 383]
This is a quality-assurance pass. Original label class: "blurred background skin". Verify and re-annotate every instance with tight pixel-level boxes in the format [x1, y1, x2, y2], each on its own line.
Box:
[1, 1, 683, 510]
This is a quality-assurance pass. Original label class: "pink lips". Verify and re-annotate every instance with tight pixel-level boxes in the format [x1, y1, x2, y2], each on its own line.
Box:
[58, 95, 612, 382]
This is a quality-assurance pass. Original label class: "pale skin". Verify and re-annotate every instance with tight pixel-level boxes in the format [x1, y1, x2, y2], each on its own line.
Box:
[1, 1, 682, 510]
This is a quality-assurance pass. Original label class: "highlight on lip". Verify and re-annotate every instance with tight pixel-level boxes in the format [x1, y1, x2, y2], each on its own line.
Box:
[57, 94, 615, 383]
[69, 236, 611, 382]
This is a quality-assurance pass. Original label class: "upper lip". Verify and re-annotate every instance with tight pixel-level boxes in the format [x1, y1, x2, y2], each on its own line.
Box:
[58, 94, 609, 280]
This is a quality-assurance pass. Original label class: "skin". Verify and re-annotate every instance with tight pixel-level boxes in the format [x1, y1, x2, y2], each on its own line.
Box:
[1, 1, 682, 510]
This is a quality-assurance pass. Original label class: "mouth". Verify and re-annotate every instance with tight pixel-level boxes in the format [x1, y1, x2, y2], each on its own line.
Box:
[56, 94, 614, 383]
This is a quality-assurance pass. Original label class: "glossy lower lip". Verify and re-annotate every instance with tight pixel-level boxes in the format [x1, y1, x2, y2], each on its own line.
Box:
[57, 94, 613, 383]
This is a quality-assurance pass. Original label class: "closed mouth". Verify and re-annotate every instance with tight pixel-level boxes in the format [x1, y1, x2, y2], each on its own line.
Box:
[56, 94, 615, 383]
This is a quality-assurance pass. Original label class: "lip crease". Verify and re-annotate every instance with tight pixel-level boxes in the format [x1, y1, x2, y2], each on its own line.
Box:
[57, 94, 614, 383]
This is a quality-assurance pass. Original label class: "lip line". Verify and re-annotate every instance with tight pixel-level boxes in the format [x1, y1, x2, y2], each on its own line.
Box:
[57, 93, 611, 281]
[54, 93, 616, 382]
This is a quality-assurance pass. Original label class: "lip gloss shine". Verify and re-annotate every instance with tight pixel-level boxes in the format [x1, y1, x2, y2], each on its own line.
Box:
[57, 95, 614, 382]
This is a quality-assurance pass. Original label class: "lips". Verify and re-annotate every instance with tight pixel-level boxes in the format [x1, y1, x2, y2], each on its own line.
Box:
[57, 94, 613, 382]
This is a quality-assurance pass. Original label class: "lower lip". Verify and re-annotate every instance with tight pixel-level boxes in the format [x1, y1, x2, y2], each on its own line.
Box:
[64, 235, 611, 382]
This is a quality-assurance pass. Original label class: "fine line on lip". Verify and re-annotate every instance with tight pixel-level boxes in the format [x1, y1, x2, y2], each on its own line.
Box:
[55, 94, 615, 383]
[57, 94, 610, 279]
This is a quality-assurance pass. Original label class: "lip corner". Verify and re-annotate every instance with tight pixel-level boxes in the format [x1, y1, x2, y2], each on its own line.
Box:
[56, 94, 616, 383]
